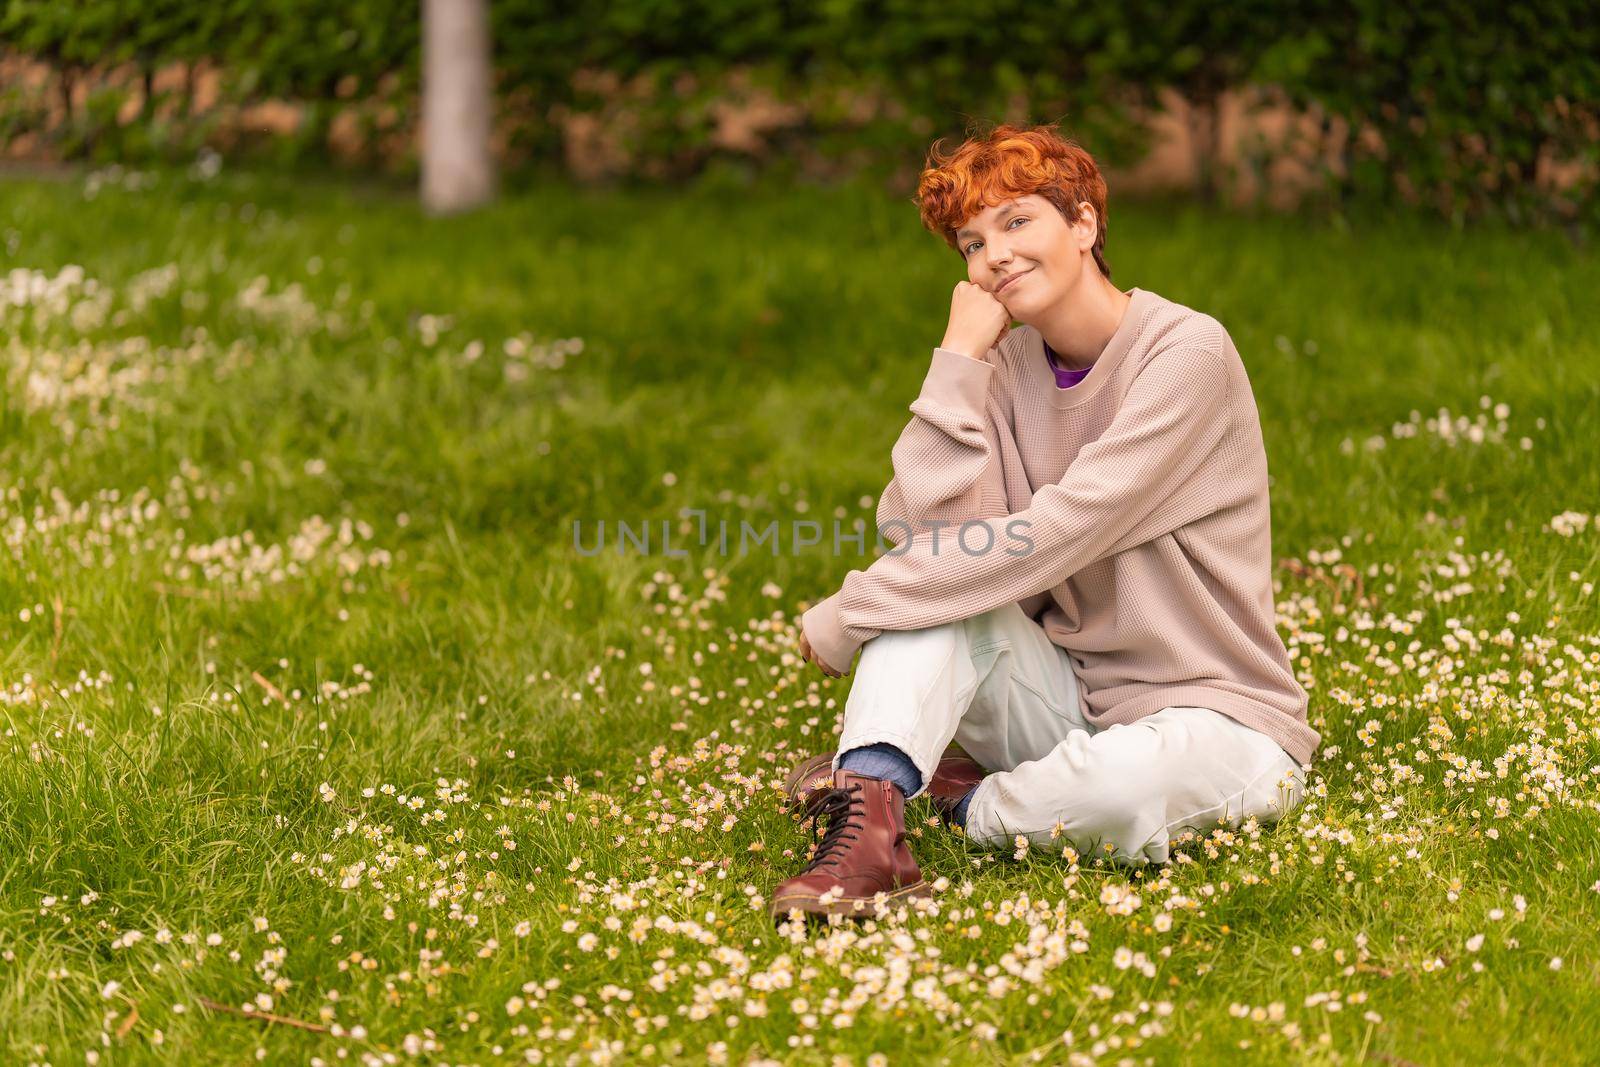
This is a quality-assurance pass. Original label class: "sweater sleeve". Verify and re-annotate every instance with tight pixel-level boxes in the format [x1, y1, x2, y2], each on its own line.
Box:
[873, 346, 1010, 548]
[802, 346, 1232, 674]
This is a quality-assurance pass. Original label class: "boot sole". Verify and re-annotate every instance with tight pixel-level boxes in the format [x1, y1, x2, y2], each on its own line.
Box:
[770, 880, 934, 922]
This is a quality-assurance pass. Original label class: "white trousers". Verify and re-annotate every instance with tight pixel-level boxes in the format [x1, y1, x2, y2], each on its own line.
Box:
[830, 602, 1306, 865]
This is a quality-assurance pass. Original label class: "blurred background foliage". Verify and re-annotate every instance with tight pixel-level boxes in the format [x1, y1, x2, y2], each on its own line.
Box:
[2, 0, 1597, 229]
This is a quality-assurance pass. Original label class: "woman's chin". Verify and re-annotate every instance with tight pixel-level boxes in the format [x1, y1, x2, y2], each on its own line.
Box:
[1006, 290, 1058, 322]
[999, 290, 1035, 315]
[1003, 303, 1036, 326]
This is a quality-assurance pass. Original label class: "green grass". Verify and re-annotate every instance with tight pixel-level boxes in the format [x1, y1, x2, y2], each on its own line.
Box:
[1, 162, 1599, 1064]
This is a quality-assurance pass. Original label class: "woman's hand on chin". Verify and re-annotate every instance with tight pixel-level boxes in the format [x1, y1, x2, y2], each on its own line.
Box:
[940, 280, 1013, 363]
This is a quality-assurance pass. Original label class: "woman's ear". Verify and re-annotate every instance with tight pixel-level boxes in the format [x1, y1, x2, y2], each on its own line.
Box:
[1075, 203, 1098, 249]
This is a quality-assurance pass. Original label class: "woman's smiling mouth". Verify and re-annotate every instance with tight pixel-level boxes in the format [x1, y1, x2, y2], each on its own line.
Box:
[996, 269, 1031, 294]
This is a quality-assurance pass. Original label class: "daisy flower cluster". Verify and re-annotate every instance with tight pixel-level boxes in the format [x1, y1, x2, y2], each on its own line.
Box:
[1340, 394, 1539, 454]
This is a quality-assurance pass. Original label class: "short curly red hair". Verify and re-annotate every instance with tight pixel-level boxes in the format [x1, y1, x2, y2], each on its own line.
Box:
[915, 122, 1112, 280]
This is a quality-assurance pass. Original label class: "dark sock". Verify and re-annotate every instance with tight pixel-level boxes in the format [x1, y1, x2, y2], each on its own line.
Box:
[837, 742, 923, 800]
[952, 786, 977, 827]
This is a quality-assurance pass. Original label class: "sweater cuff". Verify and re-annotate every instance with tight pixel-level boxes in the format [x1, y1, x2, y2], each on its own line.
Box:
[801, 592, 867, 676]
[922, 346, 995, 416]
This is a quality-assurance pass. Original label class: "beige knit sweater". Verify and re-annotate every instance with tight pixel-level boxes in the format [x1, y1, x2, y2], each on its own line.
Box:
[801, 286, 1320, 766]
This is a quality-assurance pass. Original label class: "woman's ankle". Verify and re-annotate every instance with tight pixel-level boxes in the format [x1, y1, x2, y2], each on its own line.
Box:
[838, 742, 923, 799]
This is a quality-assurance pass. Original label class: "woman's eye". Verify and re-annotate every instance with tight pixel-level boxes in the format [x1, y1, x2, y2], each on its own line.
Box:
[964, 218, 1026, 254]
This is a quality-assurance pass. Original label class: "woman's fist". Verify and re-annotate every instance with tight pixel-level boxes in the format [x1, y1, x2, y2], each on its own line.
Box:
[940, 280, 1013, 363]
[798, 627, 844, 678]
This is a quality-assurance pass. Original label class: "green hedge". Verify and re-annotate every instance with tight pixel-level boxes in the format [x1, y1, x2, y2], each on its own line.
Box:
[1257, 0, 1600, 225]
[3, 0, 1595, 226]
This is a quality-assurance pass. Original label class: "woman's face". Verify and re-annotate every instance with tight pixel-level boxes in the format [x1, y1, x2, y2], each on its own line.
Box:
[955, 193, 1095, 321]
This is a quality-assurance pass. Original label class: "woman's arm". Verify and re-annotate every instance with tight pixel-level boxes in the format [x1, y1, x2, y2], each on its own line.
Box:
[873, 346, 1011, 548]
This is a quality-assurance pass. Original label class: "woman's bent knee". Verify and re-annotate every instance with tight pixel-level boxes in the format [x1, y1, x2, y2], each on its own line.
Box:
[959, 602, 1034, 643]
[858, 618, 963, 658]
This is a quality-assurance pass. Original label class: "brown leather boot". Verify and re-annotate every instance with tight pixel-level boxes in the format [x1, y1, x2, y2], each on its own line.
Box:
[781, 751, 839, 812]
[925, 755, 985, 830]
[783, 746, 985, 816]
[770, 769, 931, 922]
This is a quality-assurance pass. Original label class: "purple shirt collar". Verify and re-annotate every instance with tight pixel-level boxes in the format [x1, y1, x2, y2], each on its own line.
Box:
[1044, 339, 1093, 389]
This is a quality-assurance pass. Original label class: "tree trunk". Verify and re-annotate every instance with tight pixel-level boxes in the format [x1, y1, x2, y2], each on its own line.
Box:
[422, 0, 495, 214]
[1188, 91, 1220, 204]
[59, 65, 76, 126]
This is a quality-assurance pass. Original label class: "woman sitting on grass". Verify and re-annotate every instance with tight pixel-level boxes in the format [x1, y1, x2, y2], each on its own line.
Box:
[774, 122, 1319, 922]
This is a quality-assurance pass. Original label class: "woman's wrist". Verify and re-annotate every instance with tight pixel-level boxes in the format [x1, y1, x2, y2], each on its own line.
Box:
[937, 336, 987, 361]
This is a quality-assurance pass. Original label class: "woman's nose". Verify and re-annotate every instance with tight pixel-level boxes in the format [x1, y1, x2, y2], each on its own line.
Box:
[985, 244, 1012, 268]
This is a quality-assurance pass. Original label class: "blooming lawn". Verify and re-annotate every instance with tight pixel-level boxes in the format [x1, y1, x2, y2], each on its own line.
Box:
[2, 165, 1598, 1064]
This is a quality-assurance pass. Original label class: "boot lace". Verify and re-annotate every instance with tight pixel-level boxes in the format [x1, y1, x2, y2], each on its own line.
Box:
[799, 782, 866, 874]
